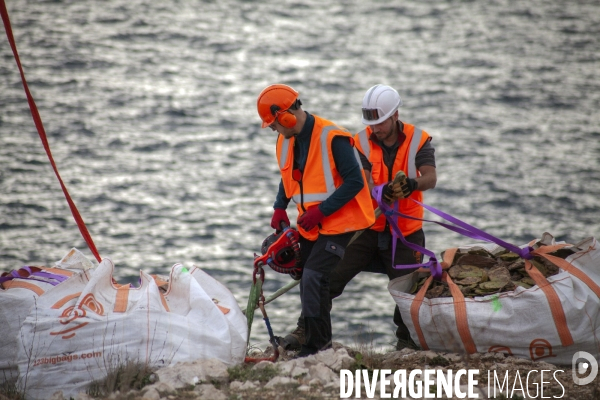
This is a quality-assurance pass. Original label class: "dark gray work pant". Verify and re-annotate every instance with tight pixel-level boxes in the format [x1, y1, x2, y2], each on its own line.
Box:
[297, 231, 355, 356]
[298, 228, 425, 342]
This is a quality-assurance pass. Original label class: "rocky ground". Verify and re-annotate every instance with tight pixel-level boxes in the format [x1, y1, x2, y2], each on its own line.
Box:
[32, 343, 599, 400]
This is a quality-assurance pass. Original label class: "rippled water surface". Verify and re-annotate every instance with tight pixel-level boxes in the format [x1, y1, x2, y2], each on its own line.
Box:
[1, 0, 599, 347]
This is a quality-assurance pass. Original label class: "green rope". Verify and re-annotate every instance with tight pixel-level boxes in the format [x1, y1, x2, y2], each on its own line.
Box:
[245, 277, 262, 345]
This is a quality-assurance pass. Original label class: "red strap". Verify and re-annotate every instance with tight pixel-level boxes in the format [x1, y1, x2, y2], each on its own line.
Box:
[1, 1, 101, 263]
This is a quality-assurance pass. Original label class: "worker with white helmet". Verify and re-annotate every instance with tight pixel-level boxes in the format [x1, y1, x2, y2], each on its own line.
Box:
[281, 84, 437, 351]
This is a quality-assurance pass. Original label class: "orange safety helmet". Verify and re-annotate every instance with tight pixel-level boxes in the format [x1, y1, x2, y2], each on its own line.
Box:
[257, 84, 299, 128]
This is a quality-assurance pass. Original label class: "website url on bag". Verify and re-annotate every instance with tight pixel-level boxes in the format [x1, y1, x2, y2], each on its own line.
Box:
[32, 351, 102, 367]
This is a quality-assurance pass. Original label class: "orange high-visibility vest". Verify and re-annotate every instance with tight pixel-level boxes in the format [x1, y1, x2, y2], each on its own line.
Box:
[354, 123, 431, 236]
[276, 115, 375, 241]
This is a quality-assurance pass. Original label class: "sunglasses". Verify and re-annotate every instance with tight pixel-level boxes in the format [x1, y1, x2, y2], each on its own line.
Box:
[361, 108, 382, 121]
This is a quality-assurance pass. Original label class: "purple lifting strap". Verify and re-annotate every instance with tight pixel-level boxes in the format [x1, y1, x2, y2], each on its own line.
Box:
[373, 183, 535, 281]
[373, 184, 443, 279]
[0, 266, 69, 286]
[410, 199, 534, 260]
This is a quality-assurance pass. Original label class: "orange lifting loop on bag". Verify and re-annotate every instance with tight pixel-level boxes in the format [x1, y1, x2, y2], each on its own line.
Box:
[442, 271, 477, 354]
[410, 248, 459, 350]
[535, 245, 600, 299]
[409, 271, 476, 354]
[523, 260, 573, 346]
[410, 275, 433, 350]
[1, 280, 45, 296]
[114, 286, 130, 313]
[525, 243, 600, 347]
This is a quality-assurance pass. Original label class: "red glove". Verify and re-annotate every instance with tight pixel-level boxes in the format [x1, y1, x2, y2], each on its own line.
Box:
[271, 208, 290, 231]
[297, 206, 325, 231]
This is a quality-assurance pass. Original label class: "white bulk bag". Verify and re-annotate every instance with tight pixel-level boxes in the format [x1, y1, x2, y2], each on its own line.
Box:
[16, 259, 247, 400]
[0, 249, 94, 382]
[389, 233, 600, 365]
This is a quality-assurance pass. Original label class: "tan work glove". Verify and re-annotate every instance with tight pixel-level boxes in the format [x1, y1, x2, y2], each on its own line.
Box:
[390, 177, 418, 199]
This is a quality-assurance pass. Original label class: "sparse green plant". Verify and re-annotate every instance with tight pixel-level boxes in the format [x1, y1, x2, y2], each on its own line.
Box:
[348, 326, 385, 371]
[227, 363, 279, 383]
[428, 355, 450, 367]
[353, 352, 367, 370]
[0, 377, 25, 400]
[86, 360, 154, 397]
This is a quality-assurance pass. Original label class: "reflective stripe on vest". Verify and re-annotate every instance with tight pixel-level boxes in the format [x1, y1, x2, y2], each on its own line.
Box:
[279, 139, 291, 170]
[356, 129, 371, 160]
[407, 128, 423, 179]
[279, 125, 340, 204]
[355, 127, 423, 179]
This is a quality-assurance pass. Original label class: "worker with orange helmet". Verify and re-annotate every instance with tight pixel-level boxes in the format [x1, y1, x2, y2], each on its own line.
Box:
[257, 83, 375, 357]
[280, 84, 437, 352]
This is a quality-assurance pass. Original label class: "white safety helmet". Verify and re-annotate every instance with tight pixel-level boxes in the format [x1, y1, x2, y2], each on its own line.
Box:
[361, 84, 402, 125]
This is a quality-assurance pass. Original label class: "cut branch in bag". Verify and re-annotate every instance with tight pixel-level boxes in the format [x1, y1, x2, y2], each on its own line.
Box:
[410, 241, 576, 298]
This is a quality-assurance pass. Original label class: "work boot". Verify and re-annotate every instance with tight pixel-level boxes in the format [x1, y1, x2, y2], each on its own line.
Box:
[395, 324, 418, 351]
[395, 336, 418, 351]
[294, 339, 331, 359]
[278, 325, 305, 351]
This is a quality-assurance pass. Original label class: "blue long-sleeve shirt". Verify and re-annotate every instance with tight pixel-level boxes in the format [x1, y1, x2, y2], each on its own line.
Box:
[273, 112, 364, 216]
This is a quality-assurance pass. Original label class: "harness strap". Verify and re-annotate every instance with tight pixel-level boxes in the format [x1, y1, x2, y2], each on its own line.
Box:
[1, 0, 101, 263]
[373, 184, 443, 279]
[375, 184, 534, 262]
[373, 182, 543, 280]
[0, 266, 70, 287]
